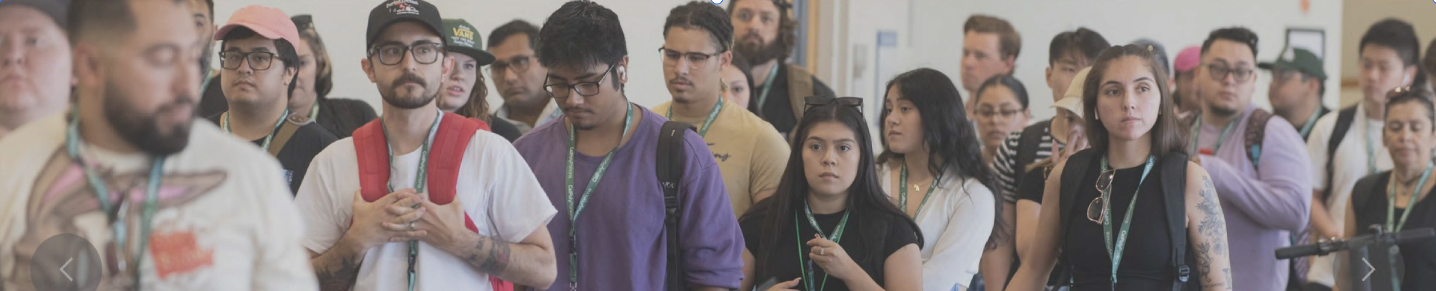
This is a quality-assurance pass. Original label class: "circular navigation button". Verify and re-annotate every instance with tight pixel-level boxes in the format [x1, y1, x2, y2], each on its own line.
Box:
[30, 233, 101, 291]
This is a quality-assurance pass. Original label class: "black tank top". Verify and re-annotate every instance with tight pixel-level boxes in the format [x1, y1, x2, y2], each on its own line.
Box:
[1063, 158, 1174, 290]
[1352, 172, 1436, 291]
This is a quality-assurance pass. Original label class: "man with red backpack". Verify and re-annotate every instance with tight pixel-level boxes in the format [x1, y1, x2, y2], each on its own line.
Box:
[294, 1, 556, 290]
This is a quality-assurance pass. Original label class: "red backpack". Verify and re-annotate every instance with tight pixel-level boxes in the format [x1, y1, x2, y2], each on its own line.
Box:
[351, 113, 513, 291]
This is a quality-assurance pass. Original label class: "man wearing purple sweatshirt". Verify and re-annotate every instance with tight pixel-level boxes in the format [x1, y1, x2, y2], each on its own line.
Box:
[1190, 27, 1313, 291]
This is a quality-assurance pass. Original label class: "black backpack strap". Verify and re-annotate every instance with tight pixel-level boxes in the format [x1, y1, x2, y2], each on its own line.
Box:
[657, 121, 695, 291]
[1158, 153, 1192, 290]
[1014, 120, 1052, 183]
[1243, 109, 1273, 166]
[1056, 149, 1096, 285]
[1348, 173, 1384, 224]
[1323, 106, 1359, 202]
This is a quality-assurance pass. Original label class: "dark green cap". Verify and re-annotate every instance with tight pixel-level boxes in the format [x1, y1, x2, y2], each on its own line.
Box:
[1258, 47, 1325, 80]
[441, 18, 495, 66]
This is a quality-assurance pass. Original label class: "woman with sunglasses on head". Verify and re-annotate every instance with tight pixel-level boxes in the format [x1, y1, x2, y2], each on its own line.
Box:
[1007, 44, 1232, 291]
[876, 68, 997, 291]
[288, 15, 377, 139]
[1337, 88, 1436, 291]
[739, 96, 924, 291]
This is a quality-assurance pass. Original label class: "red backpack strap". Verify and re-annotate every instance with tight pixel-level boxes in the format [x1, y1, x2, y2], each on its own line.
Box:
[352, 119, 391, 201]
[428, 112, 484, 232]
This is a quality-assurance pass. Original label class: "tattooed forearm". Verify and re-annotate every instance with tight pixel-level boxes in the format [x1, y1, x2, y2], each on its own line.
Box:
[468, 235, 513, 274]
[312, 248, 364, 291]
[1195, 175, 1233, 290]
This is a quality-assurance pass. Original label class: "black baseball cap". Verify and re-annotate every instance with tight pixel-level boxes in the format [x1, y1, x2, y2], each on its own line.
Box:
[1258, 47, 1327, 80]
[366, 0, 443, 49]
[442, 19, 495, 66]
[0, 0, 70, 26]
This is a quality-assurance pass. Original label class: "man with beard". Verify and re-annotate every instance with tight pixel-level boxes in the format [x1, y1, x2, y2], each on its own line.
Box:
[296, 1, 557, 290]
[514, 1, 742, 290]
[727, 0, 835, 136]
[488, 20, 563, 135]
[1191, 27, 1311, 291]
[651, 2, 789, 217]
[208, 5, 336, 193]
[0, 0, 317, 289]
[0, 0, 71, 139]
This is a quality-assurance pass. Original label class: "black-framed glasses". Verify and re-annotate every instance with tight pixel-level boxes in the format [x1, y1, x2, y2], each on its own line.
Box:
[544, 62, 617, 99]
[368, 42, 444, 66]
[490, 55, 533, 75]
[1205, 63, 1254, 83]
[658, 47, 722, 70]
[804, 96, 863, 113]
[219, 51, 278, 70]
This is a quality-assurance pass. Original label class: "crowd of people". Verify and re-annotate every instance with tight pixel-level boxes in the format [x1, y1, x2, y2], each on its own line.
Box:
[0, 0, 1434, 290]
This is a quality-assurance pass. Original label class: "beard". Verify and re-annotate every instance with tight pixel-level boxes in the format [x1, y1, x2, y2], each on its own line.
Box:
[734, 33, 790, 65]
[383, 72, 438, 109]
[104, 80, 195, 156]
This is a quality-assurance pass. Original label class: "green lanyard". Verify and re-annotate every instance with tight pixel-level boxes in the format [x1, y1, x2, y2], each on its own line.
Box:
[664, 96, 723, 137]
[1366, 118, 1379, 175]
[380, 109, 443, 291]
[308, 102, 321, 122]
[754, 64, 781, 112]
[1190, 115, 1239, 153]
[1386, 162, 1433, 232]
[1298, 107, 1322, 139]
[899, 161, 942, 218]
[66, 113, 166, 289]
[565, 103, 634, 290]
[795, 202, 850, 291]
[1099, 155, 1154, 289]
[220, 109, 291, 151]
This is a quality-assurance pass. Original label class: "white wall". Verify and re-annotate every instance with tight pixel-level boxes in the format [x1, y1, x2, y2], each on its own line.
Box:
[211, 0, 692, 114]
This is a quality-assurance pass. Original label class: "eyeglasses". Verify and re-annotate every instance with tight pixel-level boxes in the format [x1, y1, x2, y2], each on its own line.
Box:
[491, 55, 534, 75]
[659, 47, 721, 70]
[1205, 63, 1254, 83]
[1088, 169, 1118, 223]
[544, 62, 617, 99]
[976, 109, 1023, 119]
[804, 96, 863, 113]
[368, 42, 444, 66]
[219, 51, 278, 71]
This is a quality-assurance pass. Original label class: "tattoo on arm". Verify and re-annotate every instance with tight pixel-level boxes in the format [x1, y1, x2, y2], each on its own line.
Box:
[315, 253, 363, 291]
[1195, 176, 1232, 290]
[467, 236, 513, 275]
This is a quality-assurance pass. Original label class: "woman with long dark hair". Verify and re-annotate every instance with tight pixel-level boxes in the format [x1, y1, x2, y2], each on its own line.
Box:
[1008, 44, 1232, 291]
[289, 15, 377, 139]
[739, 97, 924, 291]
[1338, 88, 1436, 290]
[876, 68, 997, 291]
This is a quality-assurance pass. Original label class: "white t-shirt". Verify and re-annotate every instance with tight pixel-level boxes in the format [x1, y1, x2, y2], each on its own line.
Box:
[1305, 103, 1393, 286]
[294, 119, 556, 291]
[878, 164, 995, 291]
[0, 114, 317, 290]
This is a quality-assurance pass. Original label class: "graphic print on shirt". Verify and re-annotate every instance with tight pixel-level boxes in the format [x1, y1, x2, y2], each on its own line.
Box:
[10, 149, 227, 290]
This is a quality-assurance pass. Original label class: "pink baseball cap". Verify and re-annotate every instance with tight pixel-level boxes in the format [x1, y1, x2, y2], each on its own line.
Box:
[214, 5, 301, 48]
[1174, 45, 1202, 73]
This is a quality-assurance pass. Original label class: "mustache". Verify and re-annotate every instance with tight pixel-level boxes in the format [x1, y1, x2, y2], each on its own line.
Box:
[391, 73, 427, 89]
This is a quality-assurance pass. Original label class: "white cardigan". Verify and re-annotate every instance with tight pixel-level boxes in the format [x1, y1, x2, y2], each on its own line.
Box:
[878, 164, 996, 291]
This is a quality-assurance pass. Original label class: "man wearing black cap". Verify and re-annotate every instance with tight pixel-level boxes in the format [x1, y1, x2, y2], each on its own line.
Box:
[296, 1, 557, 290]
[1261, 47, 1328, 141]
[0, 0, 71, 139]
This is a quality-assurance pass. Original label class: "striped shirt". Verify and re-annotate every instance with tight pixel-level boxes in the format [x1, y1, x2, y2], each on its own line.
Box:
[993, 121, 1054, 203]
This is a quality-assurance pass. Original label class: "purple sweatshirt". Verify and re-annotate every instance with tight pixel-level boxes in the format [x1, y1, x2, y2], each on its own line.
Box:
[1194, 105, 1313, 291]
[513, 107, 745, 291]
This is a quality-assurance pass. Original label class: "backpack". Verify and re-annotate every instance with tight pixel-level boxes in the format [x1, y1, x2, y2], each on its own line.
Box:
[1057, 149, 1194, 290]
[351, 113, 512, 291]
[1322, 106, 1360, 202]
[785, 64, 818, 123]
[1187, 109, 1274, 166]
[657, 121, 697, 291]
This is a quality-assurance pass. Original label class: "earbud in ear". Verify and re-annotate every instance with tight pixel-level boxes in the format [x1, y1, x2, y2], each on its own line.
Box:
[618, 66, 627, 79]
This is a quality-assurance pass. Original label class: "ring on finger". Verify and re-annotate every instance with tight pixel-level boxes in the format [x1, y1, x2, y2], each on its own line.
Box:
[408, 222, 415, 231]
[819, 248, 825, 256]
